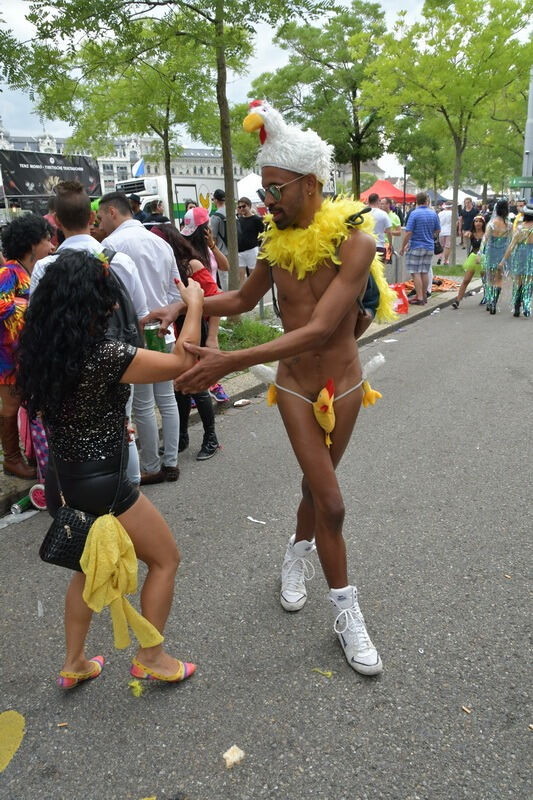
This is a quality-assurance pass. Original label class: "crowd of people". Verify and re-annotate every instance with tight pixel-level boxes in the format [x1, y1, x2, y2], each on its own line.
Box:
[0, 101, 530, 690]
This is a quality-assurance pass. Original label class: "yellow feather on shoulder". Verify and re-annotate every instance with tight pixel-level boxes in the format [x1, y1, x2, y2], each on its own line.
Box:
[259, 196, 397, 324]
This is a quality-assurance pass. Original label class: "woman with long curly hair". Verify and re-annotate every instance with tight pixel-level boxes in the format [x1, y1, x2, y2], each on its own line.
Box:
[17, 249, 204, 688]
[0, 213, 53, 478]
[152, 223, 222, 460]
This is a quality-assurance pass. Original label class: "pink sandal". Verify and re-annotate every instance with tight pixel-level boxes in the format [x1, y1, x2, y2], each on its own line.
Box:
[130, 657, 196, 683]
[57, 655, 105, 689]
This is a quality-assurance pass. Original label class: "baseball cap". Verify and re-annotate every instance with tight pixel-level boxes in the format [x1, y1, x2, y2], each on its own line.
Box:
[129, 194, 141, 204]
[181, 206, 209, 236]
[213, 189, 225, 201]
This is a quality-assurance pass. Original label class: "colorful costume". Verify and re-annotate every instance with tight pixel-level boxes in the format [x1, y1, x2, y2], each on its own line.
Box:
[0, 260, 30, 384]
[480, 219, 511, 311]
[243, 101, 395, 447]
[507, 223, 533, 317]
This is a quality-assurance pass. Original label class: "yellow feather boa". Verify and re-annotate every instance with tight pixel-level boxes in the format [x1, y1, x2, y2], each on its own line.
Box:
[259, 196, 397, 324]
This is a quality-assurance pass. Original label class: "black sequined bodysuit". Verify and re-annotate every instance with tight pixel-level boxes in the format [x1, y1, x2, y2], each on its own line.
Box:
[46, 339, 137, 462]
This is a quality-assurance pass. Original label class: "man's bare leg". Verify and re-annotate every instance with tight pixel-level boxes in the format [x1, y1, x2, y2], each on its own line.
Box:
[276, 386, 382, 675]
[412, 272, 424, 301]
[277, 387, 361, 586]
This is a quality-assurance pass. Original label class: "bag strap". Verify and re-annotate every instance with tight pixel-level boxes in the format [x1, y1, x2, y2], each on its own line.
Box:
[48, 419, 127, 515]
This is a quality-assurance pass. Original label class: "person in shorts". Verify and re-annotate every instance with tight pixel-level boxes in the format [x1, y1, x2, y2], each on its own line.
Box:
[237, 197, 264, 285]
[400, 192, 440, 305]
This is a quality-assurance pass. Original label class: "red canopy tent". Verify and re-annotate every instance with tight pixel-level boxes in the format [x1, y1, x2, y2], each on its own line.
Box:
[360, 179, 416, 203]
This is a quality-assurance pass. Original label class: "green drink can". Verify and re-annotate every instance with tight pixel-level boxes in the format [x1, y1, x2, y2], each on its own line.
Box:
[144, 322, 167, 352]
[11, 495, 33, 515]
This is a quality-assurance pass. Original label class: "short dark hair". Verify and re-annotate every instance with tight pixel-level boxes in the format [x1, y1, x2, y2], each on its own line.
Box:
[368, 193, 379, 204]
[99, 191, 132, 217]
[213, 189, 225, 201]
[416, 192, 428, 205]
[1, 213, 50, 260]
[54, 180, 91, 230]
[381, 197, 391, 205]
[238, 197, 251, 207]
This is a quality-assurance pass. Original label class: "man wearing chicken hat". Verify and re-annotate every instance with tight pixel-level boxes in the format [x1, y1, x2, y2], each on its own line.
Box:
[147, 100, 396, 676]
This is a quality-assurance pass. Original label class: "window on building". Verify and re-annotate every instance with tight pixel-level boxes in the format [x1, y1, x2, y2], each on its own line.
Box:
[213, 166, 217, 175]
[193, 166, 197, 175]
[199, 166, 204, 175]
[207, 166, 210, 175]
[171, 167, 175, 175]
[147, 164, 151, 174]
[102, 163, 114, 174]
[117, 165, 129, 181]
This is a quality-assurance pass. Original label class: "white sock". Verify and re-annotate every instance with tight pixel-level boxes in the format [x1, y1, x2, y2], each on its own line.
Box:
[328, 585, 355, 609]
[289, 535, 315, 556]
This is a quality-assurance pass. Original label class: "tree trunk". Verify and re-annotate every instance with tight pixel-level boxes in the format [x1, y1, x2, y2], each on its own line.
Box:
[482, 181, 488, 204]
[215, 0, 239, 292]
[449, 144, 462, 267]
[433, 174, 437, 208]
[352, 155, 361, 198]
[163, 128, 175, 227]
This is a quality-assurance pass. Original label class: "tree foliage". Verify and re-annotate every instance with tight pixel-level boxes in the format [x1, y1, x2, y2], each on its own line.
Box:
[367, 0, 531, 263]
[249, 0, 387, 196]
[5, 0, 326, 288]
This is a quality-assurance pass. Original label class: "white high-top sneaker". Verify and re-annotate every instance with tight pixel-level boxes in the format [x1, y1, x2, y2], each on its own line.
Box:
[280, 534, 316, 611]
[329, 586, 383, 675]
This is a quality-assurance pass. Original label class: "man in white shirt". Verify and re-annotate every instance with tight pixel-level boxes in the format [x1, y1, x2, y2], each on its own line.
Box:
[437, 202, 453, 265]
[31, 180, 148, 487]
[98, 192, 181, 485]
[367, 193, 392, 261]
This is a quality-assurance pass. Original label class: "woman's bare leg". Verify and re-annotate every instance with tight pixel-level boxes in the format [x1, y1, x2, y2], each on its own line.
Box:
[117, 493, 184, 676]
[62, 572, 94, 673]
[457, 269, 475, 302]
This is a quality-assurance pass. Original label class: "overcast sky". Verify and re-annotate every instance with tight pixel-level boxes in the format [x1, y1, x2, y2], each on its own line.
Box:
[0, 0, 422, 175]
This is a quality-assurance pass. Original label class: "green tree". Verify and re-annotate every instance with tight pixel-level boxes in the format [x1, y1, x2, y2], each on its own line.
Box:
[367, 0, 531, 264]
[30, 28, 218, 221]
[6, 0, 325, 288]
[387, 113, 454, 201]
[249, 0, 386, 196]
[462, 85, 528, 199]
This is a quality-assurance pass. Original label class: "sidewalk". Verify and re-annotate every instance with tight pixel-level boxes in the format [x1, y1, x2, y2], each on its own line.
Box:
[0, 278, 480, 515]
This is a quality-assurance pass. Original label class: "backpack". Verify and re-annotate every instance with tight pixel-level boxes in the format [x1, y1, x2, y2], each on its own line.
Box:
[102, 248, 144, 348]
[212, 211, 227, 246]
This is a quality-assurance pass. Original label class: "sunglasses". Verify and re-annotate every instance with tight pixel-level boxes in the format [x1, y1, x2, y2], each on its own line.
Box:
[257, 174, 307, 203]
[237, 204, 248, 209]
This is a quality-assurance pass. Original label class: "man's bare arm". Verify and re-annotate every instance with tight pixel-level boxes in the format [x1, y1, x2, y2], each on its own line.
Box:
[175, 231, 375, 392]
[141, 261, 271, 333]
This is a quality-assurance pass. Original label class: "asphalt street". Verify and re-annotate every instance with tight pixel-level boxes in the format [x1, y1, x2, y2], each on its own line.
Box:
[0, 291, 531, 800]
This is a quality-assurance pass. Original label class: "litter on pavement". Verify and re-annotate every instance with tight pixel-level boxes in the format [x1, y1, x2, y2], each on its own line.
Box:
[247, 515, 266, 525]
[223, 745, 245, 768]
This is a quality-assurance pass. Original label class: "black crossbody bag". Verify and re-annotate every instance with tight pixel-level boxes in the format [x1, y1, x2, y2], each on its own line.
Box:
[39, 422, 127, 572]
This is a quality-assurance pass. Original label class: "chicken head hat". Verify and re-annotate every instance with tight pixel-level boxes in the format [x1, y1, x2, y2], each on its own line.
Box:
[243, 100, 334, 186]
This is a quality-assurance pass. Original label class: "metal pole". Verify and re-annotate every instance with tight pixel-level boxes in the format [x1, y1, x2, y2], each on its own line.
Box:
[403, 165, 407, 219]
[523, 65, 533, 198]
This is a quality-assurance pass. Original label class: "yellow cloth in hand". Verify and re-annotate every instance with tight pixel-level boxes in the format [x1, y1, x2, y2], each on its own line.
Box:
[312, 379, 335, 448]
[80, 514, 164, 650]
